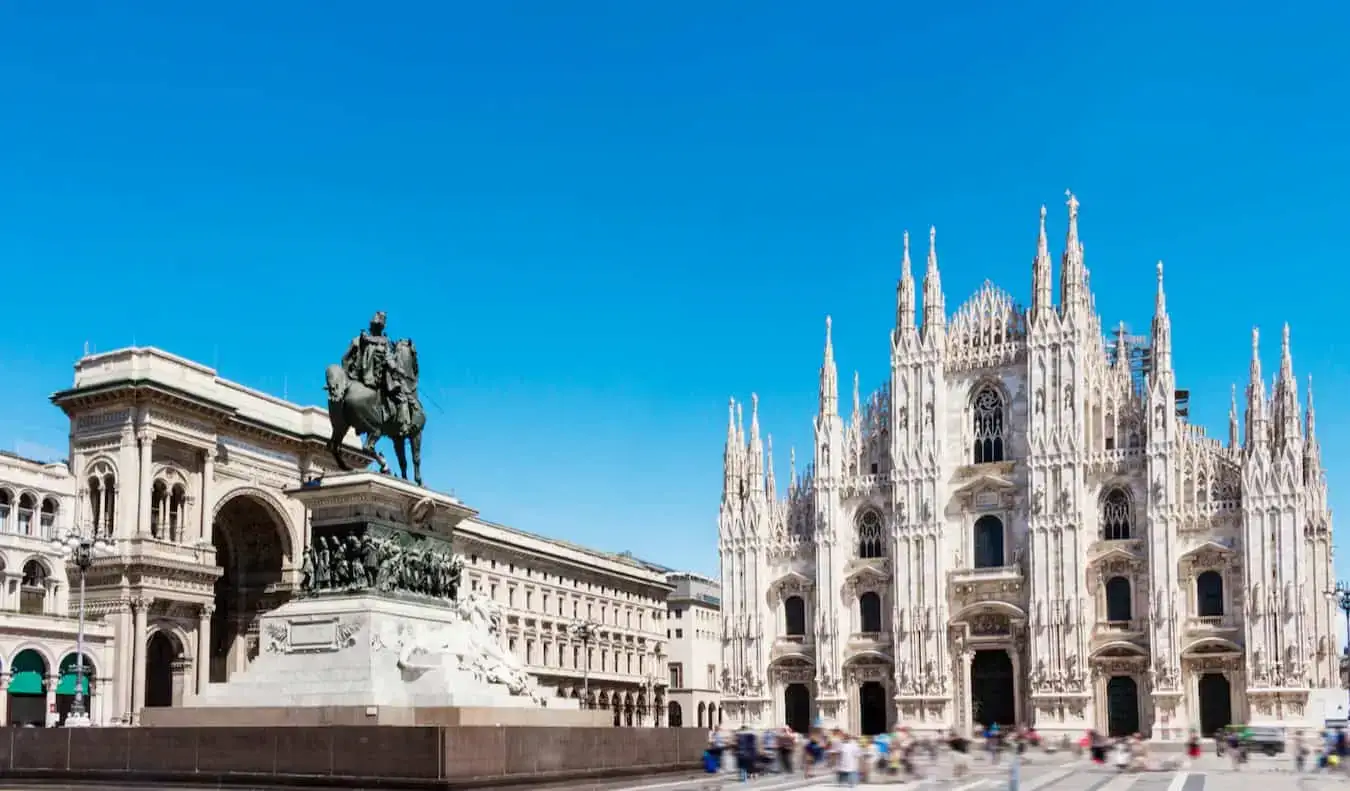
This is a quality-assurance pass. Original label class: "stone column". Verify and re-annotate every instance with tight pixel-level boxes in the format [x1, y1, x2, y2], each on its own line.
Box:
[196, 604, 214, 695]
[1009, 648, 1024, 725]
[0, 672, 9, 725]
[130, 597, 149, 722]
[45, 675, 58, 725]
[960, 649, 974, 735]
[199, 449, 214, 545]
[135, 431, 155, 536]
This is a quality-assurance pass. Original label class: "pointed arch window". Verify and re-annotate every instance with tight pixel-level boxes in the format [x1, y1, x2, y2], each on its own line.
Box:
[972, 388, 1005, 464]
[856, 509, 885, 559]
[1101, 488, 1132, 541]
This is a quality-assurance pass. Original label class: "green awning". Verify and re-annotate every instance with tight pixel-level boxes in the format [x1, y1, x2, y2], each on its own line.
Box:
[7, 671, 44, 695]
[56, 654, 93, 695]
[8, 650, 47, 695]
[55, 672, 88, 695]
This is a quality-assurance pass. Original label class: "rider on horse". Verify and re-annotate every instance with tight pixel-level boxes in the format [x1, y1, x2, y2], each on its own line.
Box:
[340, 311, 412, 435]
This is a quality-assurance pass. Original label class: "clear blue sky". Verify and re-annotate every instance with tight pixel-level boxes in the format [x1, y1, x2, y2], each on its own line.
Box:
[2, 2, 1348, 581]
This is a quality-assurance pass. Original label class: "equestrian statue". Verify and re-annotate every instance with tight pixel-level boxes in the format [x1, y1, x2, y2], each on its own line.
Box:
[325, 311, 427, 486]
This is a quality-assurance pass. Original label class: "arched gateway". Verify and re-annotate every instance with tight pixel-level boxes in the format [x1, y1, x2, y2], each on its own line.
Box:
[53, 346, 368, 724]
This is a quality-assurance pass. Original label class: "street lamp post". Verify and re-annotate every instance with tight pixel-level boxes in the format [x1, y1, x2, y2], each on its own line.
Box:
[51, 527, 113, 727]
[648, 643, 666, 727]
[1333, 582, 1350, 655]
[568, 620, 598, 708]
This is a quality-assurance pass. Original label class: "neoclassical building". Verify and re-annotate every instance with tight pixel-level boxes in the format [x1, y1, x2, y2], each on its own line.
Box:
[0, 451, 114, 726]
[664, 572, 723, 729]
[43, 345, 670, 726]
[718, 197, 1337, 740]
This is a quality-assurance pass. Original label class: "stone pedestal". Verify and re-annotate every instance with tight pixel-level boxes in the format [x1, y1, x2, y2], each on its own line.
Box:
[150, 472, 590, 727]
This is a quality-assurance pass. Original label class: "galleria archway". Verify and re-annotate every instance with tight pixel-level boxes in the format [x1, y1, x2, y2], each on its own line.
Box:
[144, 631, 185, 708]
[211, 492, 292, 683]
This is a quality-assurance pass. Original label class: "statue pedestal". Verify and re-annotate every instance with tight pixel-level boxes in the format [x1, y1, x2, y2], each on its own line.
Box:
[144, 472, 598, 728]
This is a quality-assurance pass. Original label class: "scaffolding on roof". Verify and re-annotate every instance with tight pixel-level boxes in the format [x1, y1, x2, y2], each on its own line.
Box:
[1107, 324, 1154, 399]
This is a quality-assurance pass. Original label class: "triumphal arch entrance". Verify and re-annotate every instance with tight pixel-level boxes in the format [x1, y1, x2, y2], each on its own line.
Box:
[52, 347, 367, 723]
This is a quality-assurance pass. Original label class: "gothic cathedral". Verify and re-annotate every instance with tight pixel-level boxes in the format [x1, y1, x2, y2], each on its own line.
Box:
[717, 196, 1336, 740]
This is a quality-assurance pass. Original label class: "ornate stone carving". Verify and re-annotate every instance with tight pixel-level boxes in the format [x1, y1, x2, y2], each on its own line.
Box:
[970, 613, 1011, 636]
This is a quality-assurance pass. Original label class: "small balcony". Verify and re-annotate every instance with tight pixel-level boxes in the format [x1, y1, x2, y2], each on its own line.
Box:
[1185, 614, 1240, 634]
[770, 634, 813, 660]
[846, 631, 891, 651]
[949, 564, 1025, 609]
[1090, 619, 1148, 651]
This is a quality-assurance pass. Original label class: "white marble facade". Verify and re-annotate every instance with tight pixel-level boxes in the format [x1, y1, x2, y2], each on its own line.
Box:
[718, 197, 1337, 741]
[0, 451, 114, 726]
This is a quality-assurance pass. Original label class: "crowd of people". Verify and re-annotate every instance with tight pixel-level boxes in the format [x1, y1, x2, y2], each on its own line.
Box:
[701, 722, 1350, 783]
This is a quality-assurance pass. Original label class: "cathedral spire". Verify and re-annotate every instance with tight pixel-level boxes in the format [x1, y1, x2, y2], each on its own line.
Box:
[897, 231, 916, 331]
[1276, 323, 1301, 446]
[747, 392, 763, 487]
[1229, 385, 1240, 450]
[1152, 261, 1173, 375]
[852, 371, 861, 422]
[922, 226, 946, 341]
[723, 397, 742, 500]
[736, 400, 745, 450]
[764, 434, 776, 500]
[819, 316, 838, 417]
[1031, 205, 1053, 321]
[1246, 327, 1268, 452]
[788, 446, 797, 495]
[1305, 374, 1322, 476]
[1059, 191, 1086, 317]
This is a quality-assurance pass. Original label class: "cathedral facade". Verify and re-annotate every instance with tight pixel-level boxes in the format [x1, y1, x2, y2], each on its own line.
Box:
[717, 197, 1337, 740]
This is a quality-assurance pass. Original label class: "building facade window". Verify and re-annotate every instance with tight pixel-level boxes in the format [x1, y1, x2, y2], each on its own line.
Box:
[1104, 576, 1132, 622]
[973, 515, 1005, 569]
[784, 595, 806, 636]
[856, 509, 886, 558]
[972, 387, 1006, 464]
[1101, 488, 1132, 541]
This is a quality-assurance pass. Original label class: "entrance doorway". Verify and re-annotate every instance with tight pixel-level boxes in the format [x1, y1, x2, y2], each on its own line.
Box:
[859, 681, 888, 735]
[784, 683, 811, 734]
[1105, 676, 1140, 737]
[212, 494, 289, 683]
[970, 650, 1015, 728]
[1198, 673, 1232, 736]
[144, 631, 183, 708]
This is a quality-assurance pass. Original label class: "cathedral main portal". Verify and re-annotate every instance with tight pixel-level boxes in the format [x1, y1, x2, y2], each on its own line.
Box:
[970, 650, 1015, 728]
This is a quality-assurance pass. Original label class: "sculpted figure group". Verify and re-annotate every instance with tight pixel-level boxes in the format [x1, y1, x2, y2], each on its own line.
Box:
[300, 533, 463, 600]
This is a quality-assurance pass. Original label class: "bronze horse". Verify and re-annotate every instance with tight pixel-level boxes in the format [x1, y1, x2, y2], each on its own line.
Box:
[325, 338, 426, 486]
